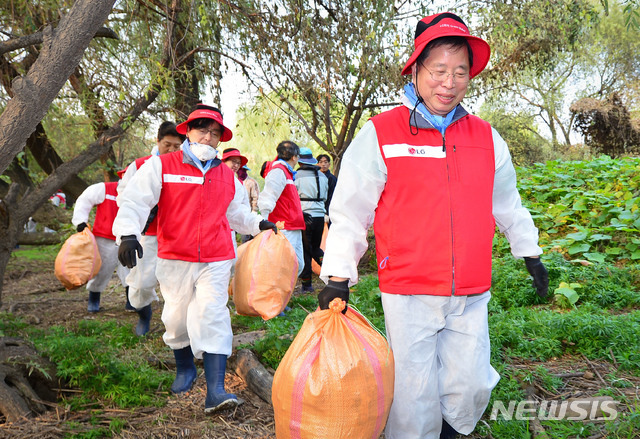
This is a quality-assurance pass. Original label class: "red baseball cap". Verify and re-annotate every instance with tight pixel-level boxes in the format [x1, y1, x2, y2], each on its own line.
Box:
[176, 107, 233, 142]
[402, 12, 490, 79]
[221, 148, 248, 167]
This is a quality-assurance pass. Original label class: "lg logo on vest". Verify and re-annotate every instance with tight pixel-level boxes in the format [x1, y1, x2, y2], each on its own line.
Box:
[408, 147, 426, 155]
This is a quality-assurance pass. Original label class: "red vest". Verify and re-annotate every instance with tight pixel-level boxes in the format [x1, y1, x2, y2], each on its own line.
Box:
[133, 155, 158, 236]
[92, 182, 119, 241]
[372, 106, 495, 296]
[155, 151, 236, 262]
[267, 162, 305, 230]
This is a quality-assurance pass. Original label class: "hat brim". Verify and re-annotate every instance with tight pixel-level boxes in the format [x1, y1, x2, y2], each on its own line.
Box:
[401, 35, 491, 79]
[298, 158, 318, 165]
[176, 109, 233, 142]
[222, 153, 248, 167]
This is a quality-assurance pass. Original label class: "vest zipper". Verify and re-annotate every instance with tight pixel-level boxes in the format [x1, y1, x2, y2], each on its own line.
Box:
[443, 133, 455, 296]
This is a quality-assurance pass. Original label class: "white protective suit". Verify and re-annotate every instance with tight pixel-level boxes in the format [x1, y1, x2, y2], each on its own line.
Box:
[319, 99, 543, 439]
[117, 158, 160, 309]
[112, 154, 263, 358]
[72, 183, 129, 293]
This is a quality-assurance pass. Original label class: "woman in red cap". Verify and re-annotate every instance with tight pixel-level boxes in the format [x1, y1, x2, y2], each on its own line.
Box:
[113, 104, 277, 414]
[316, 13, 549, 439]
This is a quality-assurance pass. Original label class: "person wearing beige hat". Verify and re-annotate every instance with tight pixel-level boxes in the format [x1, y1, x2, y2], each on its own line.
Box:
[113, 104, 278, 414]
[317, 12, 548, 439]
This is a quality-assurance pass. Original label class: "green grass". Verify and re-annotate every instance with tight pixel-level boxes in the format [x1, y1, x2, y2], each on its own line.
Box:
[0, 315, 173, 411]
[5, 156, 640, 438]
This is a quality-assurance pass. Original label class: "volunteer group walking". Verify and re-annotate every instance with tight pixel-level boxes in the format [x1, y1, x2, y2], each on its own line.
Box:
[64, 12, 549, 439]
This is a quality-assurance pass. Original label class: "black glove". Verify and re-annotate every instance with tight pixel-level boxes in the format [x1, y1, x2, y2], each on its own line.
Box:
[76, 222, 88, 233]
[524, 257, 549, 298]
[318, 279, 350, 314]
[118, 235, 143, 268]
[259, 220, 278, 234]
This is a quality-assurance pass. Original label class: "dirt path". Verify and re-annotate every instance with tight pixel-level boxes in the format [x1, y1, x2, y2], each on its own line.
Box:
[1, 247, 277, 438]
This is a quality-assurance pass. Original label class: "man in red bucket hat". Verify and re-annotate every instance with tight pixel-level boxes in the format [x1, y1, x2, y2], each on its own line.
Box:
[317, 12, 548, 439]
[113, 104, 277, 414]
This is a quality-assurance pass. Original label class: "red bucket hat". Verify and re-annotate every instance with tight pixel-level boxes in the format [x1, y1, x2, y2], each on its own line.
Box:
[221, 148, 248, 167]
[402, 12, 490, 79]
[176, 107, 233, 142]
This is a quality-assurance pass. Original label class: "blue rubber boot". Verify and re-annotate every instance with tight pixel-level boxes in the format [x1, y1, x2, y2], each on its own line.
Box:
[170, 346, 197, 394]
[135, 304, 152, 336]
[203, 353, 239, 413]
[125, 287, 136, 311]
[87, 291, 101, 312]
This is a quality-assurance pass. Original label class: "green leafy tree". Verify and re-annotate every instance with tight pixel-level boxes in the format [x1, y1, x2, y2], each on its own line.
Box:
[219, 0, 427, 170]
[476, 100, 550, 166]
[469, 1, 639, 151]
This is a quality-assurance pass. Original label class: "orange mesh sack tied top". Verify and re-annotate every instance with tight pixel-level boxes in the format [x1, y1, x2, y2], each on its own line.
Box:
[54, 228, 102, 290]
[232, 229, 298, 320]
[272, 299, 395, 439]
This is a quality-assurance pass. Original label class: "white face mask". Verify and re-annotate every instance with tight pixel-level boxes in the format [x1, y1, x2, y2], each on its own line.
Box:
[190, 142, 217, 161]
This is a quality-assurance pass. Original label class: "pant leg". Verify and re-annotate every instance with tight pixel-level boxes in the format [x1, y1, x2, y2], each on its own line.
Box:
[438, 292, 500, 434]
[156, 259, 195, 350]
[281, 229, 304, 276]
[300, 215, 314, 282]
[381, 293, 446, 439]
[382, 292, 499, 439]
[125, 234, 159, 308]
[87, 237, 120, 292]
[187, 259, 234, 359]
[309, 216, 325, 265]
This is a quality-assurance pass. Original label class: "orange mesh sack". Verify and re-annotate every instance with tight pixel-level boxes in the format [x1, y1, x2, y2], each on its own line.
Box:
[231, 230, 298, 320]
[272, 299, 394, 439]
[54, 228, 102, 290]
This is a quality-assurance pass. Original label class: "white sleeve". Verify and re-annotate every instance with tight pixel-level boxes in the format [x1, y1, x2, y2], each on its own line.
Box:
[116, 162, 139, 205]
[72, 183, 106, 226]
[257, 167, 287, 217]
[112, 156, 163, 243]
[492, 128, 543, 258]
[320, 121, 387, 286]
[227, 178, 262, 236]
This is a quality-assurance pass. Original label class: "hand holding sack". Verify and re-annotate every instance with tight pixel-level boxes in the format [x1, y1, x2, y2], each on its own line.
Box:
[272, 298, 394, 439]
[231, 229, 298, 320]
[55, 228, 102, 290]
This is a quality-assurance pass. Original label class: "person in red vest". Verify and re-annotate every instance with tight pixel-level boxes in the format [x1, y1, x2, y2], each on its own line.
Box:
[72, 180, 130, 313]
[112, 104, 277, 414]
[258, 140, 305, 276]
[117, 121, 185, 336]
[317, 12, 549, 439]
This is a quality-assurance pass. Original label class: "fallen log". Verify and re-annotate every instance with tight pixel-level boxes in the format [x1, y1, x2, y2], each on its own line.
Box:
[230, 348, 273, 405]
[18, 232, 62, 246]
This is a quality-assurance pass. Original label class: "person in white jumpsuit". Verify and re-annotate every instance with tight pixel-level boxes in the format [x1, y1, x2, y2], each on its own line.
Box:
[72, 181, 130, 312]
[258, 141, 305, 276]
[117, 121, 184, 336]
[113, 105, 278, 414]
[317, 12, 549, 439]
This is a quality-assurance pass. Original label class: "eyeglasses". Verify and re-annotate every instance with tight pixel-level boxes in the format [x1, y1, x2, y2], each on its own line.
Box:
[422, 66, 470, 85]
[194, 127, 222, 138]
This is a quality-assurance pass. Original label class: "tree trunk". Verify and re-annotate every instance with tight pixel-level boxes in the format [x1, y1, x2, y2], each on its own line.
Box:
[0, 0, 117, 175]
[0, 0, 180, 302]
[26, 123, 88, 202]
[0, 337, 62, 422]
